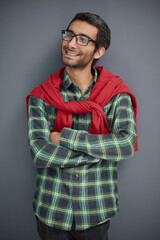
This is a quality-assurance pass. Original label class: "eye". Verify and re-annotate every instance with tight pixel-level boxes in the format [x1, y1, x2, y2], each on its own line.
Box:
[78, 36, 88, 43]
[66, 32, 73, 37]
[64, 31, 73, 40]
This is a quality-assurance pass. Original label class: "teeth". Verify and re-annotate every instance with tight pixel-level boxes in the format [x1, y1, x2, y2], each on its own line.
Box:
[67, 51, 78, 56]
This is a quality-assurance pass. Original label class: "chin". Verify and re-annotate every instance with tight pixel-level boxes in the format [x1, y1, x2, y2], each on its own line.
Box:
[62, 55, 93, 69]
[62, 58, 79, 68]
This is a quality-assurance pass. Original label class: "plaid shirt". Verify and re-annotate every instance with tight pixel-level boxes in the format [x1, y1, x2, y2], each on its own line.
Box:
[28, 68, 136, 230]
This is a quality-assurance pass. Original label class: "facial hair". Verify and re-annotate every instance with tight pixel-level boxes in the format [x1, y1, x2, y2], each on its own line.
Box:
[61, 46, 95, 69]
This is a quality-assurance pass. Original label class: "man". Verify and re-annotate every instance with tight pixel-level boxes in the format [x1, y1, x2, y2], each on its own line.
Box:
[27, 12, 138, 240]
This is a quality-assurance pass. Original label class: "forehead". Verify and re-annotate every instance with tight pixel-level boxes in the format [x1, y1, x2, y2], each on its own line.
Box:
[68, 20, 98, 39]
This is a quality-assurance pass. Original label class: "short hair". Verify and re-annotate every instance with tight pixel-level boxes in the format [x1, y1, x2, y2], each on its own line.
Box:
[67, 12, 111, 65]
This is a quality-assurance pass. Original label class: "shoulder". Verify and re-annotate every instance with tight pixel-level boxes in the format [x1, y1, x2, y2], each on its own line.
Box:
[28, 96, 46, 108]
[95, 66, 120, 79]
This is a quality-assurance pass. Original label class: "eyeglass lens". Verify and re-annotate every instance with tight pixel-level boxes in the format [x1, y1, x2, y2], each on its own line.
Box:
[62, 31, 89, 46]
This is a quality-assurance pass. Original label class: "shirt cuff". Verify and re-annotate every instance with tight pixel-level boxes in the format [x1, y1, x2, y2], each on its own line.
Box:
[60, 127, 78, 150]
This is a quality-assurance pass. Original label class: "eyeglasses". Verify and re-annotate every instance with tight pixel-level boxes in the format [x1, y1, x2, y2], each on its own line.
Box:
[61, 30, 97, 46]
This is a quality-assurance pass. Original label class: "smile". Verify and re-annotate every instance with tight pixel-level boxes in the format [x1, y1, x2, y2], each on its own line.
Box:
[64, 49, 81, 58]
[67, 51, 78, 56]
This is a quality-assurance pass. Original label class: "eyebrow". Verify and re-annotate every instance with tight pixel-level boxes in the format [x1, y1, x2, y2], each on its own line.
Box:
[67, 29, 92, 39]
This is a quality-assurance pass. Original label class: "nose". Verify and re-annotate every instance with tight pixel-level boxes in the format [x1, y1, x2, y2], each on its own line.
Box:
[68, 36, 77, 48]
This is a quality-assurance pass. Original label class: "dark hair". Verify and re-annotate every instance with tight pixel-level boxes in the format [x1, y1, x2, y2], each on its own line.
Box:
[67, 12, 111, 65]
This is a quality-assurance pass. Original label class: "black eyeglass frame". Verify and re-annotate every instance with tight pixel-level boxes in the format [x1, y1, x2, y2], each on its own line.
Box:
[61, 30, 97, 46]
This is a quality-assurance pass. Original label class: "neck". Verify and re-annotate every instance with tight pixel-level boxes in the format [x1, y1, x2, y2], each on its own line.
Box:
[66, 65, 94, 93]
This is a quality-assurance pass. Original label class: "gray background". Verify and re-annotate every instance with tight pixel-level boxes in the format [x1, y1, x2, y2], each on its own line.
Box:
[1, 0, 160, 239]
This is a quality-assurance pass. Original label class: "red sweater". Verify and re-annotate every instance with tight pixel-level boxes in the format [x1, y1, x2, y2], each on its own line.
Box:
[26, 66, 138, 151]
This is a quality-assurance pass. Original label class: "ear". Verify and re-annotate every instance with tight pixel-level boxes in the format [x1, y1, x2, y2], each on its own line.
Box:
[94, 47, 106, 60]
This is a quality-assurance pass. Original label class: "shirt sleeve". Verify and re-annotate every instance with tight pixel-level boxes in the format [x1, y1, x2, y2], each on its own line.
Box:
[60, 93, 137, 162]
[28, 96, 100, 168]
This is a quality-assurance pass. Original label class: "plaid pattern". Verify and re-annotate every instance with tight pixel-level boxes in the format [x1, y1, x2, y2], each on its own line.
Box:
[28, 68, 136, 230]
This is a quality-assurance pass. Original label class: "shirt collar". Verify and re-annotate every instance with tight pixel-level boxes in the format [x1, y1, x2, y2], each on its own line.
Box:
[62, 68, 98, 90]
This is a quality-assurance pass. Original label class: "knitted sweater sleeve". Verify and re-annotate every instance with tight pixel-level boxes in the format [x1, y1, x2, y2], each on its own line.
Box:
[60, 93, 137, 162]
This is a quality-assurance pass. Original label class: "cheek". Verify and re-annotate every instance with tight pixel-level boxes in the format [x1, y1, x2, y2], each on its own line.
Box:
[62, 41, 65, 49]
[85, 48, 95, 58]
[62, 40, 68, 49]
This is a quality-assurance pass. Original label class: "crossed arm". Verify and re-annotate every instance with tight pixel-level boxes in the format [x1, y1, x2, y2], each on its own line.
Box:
[28, 94, 136, 168]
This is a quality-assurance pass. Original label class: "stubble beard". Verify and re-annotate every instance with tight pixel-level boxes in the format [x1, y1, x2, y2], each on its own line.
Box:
[61, 47, 95, 70]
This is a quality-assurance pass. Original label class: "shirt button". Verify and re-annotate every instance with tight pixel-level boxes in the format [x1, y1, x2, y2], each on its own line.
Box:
[75, 174, 79, 178]
[73, 197, 78, 201]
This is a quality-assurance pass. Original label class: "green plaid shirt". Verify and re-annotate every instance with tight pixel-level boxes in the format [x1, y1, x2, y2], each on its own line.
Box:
[28, 68, 136, 230]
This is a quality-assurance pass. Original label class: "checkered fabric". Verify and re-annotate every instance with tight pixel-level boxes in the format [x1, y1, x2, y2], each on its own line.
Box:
[28, 68, 136, 230]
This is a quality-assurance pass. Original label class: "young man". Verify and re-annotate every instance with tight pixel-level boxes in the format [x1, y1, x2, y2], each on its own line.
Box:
[27, 12, 138, 240]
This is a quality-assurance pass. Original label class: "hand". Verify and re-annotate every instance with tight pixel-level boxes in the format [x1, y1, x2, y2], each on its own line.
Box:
[50, 132, 60, 145]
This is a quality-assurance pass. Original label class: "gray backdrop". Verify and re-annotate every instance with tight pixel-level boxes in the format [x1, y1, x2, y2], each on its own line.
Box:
[1, 0, 160, 239]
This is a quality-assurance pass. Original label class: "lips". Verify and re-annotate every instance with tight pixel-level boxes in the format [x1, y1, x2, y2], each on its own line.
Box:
[64, 48, 81, 58]
[66, 51, 79, 56]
